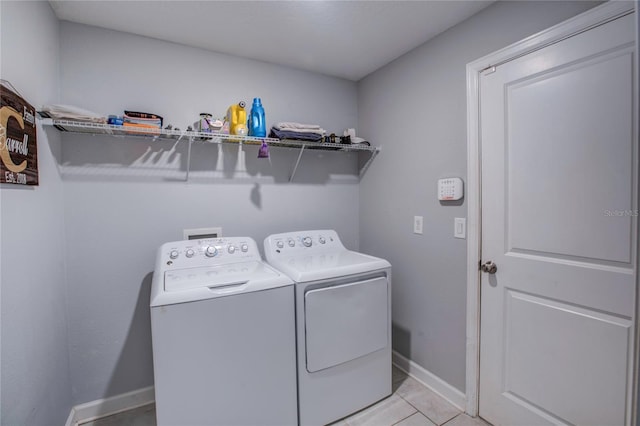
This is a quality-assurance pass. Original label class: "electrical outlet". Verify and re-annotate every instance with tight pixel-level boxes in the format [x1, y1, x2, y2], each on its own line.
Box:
[413, 216, 423, 234]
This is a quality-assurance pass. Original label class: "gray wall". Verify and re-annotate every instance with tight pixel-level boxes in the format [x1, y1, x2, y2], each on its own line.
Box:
[2, 1, 636, 422]
[58, 22, 361, 404]
[0, 1, 72, 425]
[635, 2, 640, 426]
[357, 0, 601, 392]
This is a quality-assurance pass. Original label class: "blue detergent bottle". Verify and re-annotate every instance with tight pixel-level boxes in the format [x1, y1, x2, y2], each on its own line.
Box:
[248, 98, 266, 137]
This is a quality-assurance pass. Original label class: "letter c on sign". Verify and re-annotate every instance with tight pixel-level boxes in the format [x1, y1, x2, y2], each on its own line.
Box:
[0, 106, 27, 173]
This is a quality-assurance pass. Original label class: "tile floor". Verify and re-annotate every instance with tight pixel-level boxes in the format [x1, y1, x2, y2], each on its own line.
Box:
[80, 367, 491, 426]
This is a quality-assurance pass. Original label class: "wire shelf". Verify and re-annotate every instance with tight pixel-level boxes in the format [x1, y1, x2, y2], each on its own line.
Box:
[39, 119, 378, 153]
[39, 118, 380, 181]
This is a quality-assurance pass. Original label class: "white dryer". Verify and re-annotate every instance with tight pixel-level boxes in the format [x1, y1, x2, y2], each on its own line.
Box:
[264, 230, 392, 426]
[150, 237, 297, 426]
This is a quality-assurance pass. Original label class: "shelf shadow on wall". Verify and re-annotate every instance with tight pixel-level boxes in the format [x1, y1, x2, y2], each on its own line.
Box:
[105, 271, 154, 400]
[53, 132, 360, 184]
[54, 133, 189, 181]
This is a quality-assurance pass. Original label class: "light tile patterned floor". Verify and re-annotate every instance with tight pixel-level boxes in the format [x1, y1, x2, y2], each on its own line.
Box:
[333, 367, 491, 426]
[80, 367, 491, 426]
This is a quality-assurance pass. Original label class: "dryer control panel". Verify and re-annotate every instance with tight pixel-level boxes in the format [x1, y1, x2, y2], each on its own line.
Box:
[159, 237, 260, 269]
[264, 230, 345, 256]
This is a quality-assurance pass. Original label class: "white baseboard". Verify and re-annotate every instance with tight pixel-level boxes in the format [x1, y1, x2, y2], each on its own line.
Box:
[63, 355, 462, 425]
[392, 350, 466, 411]
[64, 386, 155, 426]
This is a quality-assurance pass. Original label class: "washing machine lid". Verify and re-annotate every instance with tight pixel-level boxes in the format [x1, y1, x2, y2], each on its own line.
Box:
[267, 250, 390, 282]
[151, 261, 292, 307]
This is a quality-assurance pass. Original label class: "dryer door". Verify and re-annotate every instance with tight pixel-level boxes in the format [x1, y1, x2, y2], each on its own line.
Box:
[304, 276, 388, 373]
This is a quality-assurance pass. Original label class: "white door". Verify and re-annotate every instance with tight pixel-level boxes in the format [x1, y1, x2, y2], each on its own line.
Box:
[479, 12, 636, 426]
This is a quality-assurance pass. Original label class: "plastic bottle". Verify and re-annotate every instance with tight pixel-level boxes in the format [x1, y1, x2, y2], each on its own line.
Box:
[248, 98, 266, 137]
[226, 101, 247, 136]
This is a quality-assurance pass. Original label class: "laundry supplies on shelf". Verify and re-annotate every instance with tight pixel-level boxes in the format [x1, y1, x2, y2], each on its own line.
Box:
[107, 115, 124, 126]
[258, 140, 270, 158]
[123, 110, 162, 132]
[342, 128, 371, 146]
[226, 101, 247, 136]
[193, 113, 223, 133]
[248, 98, 266, 138]
[269, 122, 326, 142]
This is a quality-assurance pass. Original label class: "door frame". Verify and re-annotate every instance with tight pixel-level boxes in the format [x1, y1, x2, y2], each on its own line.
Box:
[464, 1, 638, 420]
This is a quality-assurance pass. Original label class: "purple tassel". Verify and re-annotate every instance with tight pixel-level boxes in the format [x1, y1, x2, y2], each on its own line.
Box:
[258, 140, 270, 158]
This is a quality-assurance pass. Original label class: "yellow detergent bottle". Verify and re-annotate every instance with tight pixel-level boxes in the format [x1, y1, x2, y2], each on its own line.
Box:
[226, 101, 248, 136]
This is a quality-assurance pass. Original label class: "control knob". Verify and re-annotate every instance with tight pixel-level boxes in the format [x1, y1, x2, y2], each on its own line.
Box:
[205, 246, 218, 257]
[185, 249, 195, 258]
[288, 239, 296, 247]
[228, 245, 236, 254]
[277, 241, 284, 249]
[240, 244, 249, 252]
[169, 250, 179, 259]
[302, 237, 312, 247]
[319, 236, 326, 244]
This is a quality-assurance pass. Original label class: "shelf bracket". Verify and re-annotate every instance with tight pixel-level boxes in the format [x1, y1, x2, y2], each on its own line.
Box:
[237, 141, 246, 172]
[359, 147, 380, 179]
[290, 145, 306, 182]
[186, 135, 193, 181]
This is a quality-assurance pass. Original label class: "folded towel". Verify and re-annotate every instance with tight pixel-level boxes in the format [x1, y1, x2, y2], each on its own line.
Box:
[124, 111, 163, 127]
[40, 104, 107, 123]
[276, 126, 326, 136]
[123, 122, 160, 129]
[274, 122, 322, 131]
[122, 122, 161, 134]
[269, 127, 324, 142]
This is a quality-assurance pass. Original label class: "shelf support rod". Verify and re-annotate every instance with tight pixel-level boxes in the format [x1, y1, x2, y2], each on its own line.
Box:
[290, 145, 306, 182]
[237, 140, 245, 172]
[186, 134, 193, 181]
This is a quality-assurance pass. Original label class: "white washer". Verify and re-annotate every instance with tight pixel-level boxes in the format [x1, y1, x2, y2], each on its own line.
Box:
[264, 230, 392, 426]
[150, 237, 297, 426]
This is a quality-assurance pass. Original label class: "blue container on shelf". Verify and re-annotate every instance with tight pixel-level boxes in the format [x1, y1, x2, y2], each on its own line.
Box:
[248, 97, 266, 137]
[108, 115, 123, 126]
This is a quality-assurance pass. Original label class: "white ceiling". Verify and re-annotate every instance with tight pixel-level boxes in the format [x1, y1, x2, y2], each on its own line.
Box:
[49, 1, 494, 81]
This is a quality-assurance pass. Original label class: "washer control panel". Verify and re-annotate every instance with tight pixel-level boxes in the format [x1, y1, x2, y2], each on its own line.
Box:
[160, 237, 259, 269]
[264, 230, 345, 256]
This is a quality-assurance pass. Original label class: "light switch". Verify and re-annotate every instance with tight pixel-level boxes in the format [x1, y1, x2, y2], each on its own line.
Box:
[454, 218, 466, 239]
[414, 216, 423, 234]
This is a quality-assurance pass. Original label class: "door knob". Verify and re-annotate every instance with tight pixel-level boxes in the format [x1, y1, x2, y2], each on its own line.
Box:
[481, 261, 497, 274]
